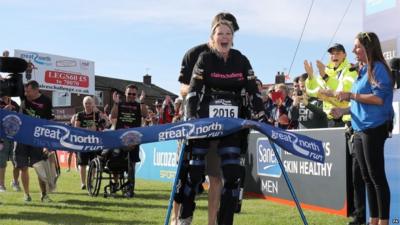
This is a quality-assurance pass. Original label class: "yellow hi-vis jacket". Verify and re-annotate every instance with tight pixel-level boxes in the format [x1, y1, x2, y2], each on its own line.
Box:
[305, 58, 358, 122]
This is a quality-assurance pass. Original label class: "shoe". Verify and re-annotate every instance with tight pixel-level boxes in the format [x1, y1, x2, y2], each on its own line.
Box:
[178, 216, 193, 225]
[81, 184, 86, 190]
[0, 185, 6, 192]
[11, 181, 21, 192]
[348, 216, 366, 225]
[41, 194, 52, 202]
[66, 168, 70, 172]
[125, 190, 135, 198]
[124, 184, 134, 198]
[24, 194, 32, 202]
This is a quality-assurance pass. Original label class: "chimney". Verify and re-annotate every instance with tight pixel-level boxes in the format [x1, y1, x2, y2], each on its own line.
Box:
[143, 74, 151, 85]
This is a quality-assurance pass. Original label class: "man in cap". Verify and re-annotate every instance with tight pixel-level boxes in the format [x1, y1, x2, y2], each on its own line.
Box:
[304, 43, 358, 127]
[304, 43, 364, 224]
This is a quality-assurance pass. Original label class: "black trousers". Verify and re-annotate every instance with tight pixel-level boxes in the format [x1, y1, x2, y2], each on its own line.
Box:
[351, 152, 366, 222]
[353, 123, 390, 219]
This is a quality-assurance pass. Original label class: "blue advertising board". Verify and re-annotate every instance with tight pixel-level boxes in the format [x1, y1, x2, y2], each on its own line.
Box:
[256, 137, 282, 178]
[246, 129, 348, 216]
[136, 140, 179, 182]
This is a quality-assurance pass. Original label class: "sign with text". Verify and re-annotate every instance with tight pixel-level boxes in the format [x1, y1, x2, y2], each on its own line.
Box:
[1, 109, 325, 164]
[245, 129, 347, 216]
[14, 49, 95, 95]
[256, 138, 282, 178]
[135, 140, 179, 182]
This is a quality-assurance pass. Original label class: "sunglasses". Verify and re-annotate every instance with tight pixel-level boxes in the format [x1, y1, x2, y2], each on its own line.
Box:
[127, 93, 137, 96]
[361, 32, 371, 42]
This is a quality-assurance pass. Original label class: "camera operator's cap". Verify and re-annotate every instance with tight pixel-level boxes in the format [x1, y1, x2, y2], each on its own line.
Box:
[327, 43, 346, 53]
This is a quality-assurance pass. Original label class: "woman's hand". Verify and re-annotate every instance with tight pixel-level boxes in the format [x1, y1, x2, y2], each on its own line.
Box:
[319, 89, 335, 97]
[330, 107, 347, 119]
[336, 91, 352, 101]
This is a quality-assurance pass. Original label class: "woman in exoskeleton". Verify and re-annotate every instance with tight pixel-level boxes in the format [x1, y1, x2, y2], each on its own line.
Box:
[179, 20, 265, 225]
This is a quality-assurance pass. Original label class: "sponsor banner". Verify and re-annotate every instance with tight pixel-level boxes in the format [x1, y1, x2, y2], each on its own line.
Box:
[135, 140, 179, 182]
[256, 138, 282, 178]
[380, 136, 400, 224]
[381, 38, 397, 61]
[255, 122, 325, 163]
[0, 109, 324, 163]
[246, 129, 347, 215]
[14, 49, 95, 95]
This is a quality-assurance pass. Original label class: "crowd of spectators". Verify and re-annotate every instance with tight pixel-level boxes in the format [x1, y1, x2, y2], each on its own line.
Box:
[1, 29, 395, 224]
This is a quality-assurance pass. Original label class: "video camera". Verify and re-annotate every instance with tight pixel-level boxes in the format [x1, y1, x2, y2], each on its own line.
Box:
[0, 57, 27, 97]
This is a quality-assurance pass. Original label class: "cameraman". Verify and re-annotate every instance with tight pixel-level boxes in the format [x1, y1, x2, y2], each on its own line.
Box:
[0, 95, 21, 192]
[289, 74, 328, 129]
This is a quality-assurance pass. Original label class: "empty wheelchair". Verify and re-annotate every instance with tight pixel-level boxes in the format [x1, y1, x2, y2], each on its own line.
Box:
[87, 148, 134, 198]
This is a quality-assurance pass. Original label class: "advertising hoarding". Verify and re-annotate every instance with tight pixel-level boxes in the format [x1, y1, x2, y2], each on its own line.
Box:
[14, 49, 95, 95]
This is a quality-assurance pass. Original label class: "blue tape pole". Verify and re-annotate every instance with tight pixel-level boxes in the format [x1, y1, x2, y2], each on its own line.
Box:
[268, 138, 309, 225]
[164, 141, 187, 225]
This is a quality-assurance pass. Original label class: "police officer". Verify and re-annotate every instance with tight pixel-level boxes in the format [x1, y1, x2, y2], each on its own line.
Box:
[304, 43, 358, 127]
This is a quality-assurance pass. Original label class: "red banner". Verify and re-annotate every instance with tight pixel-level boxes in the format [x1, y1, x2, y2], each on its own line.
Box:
[45, 70, 89, 87]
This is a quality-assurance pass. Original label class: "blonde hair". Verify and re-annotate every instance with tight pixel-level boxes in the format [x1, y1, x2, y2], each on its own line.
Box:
[83, 96, 94, 105]
[209, 20, 234, 49]
[275, 83, 288, 93]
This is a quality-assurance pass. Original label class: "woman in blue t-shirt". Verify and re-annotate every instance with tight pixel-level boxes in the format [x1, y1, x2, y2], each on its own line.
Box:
[333, 32, 393, 225]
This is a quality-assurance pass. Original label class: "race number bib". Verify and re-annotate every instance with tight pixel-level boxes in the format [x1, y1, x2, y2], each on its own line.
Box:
[209, 99, 238, 118]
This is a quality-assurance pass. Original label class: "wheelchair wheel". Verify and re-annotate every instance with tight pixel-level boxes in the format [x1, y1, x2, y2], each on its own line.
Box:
[87, 157, 102, 197]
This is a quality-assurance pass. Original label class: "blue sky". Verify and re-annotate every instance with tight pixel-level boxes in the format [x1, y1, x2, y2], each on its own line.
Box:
[0, 0, 362, 95]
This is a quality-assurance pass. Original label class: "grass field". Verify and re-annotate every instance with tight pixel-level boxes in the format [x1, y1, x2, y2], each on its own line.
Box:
[0, 163, 350, 225]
